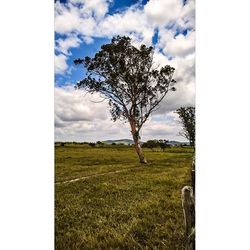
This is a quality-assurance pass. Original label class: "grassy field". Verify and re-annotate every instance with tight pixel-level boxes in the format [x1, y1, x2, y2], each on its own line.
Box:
[55, 145, 194, 249]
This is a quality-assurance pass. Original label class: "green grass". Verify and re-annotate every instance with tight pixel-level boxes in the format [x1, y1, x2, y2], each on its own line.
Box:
[55, 145, 194, 249]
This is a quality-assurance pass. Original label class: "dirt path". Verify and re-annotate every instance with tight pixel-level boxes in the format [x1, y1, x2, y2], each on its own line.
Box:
[55, 167, 140, 185]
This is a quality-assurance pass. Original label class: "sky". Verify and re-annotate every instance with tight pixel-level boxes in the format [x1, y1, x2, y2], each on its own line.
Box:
[54, 0, 195, 142]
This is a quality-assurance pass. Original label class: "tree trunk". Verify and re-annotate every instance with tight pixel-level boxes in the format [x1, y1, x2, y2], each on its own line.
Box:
[132, 133, 147, 164]
[130, 121, 147, 164]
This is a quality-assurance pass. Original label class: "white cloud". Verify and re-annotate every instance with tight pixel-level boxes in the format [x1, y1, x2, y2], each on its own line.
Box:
[54, 0, 112, 35]
[144, 0, 184, 26]
[55, 35, 81, 55]
[153, 50, 195, 113]
[157, 29, 195, 57]
[144, 0, 194, 32]
[55, 85, 109, 124]
[54, 111, 185, 142]
[176, 0, 195, 30]
[76, 0, 112, 20]
[55, 54, 68, 74]
[82, 36, 94, 44]
[54, 85, 191, 142]
[54, 2, 82, 34]
[97, 7, 154, 46]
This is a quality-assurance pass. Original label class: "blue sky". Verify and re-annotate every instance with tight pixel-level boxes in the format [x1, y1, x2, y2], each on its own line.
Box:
[54, 0, 195, 142]
[55, 37, 109, 86]
[55, 0, 149, 87]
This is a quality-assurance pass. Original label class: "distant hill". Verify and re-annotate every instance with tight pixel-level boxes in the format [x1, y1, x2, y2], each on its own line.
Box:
[168, 140, 189, 146]
[102, 139, 134, 145]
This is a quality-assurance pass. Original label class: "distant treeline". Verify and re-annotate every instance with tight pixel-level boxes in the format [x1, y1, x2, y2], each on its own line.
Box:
[55, 140, 189, 149]
[54, 141, 131, 148]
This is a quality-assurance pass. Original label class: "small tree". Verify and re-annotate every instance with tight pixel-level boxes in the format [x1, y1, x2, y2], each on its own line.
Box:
[158, 139, 170, 151]
[176, 107, 195, 147]
[88, 142, 96, 147]
[74, 36, 176, 163]
[142, 140, 158, 151]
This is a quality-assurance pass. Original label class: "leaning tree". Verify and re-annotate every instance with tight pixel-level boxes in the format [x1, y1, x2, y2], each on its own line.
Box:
[74, 36, 176, 163]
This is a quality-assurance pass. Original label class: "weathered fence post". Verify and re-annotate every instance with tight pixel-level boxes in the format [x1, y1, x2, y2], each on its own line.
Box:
[182, 186, 195, 250]
[191, 157, 195, 195]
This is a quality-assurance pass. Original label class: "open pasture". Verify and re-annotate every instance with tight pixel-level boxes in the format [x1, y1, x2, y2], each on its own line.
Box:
[55, 145, 194, 249]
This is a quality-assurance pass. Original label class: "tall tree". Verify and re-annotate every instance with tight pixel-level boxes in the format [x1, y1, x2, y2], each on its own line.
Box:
[74, 36, 176, 163]
[176, 107, 195, 147]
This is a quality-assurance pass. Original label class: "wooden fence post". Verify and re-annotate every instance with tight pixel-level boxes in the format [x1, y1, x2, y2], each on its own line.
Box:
[181, 186, 195, 250]
[192, 158, 195, 195]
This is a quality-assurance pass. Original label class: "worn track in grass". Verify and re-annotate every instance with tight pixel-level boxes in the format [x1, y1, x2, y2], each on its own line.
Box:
[55, 166, 142, 185]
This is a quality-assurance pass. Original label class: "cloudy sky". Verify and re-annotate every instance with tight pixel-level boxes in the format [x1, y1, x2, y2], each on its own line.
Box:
[54, 0, 195, 142]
